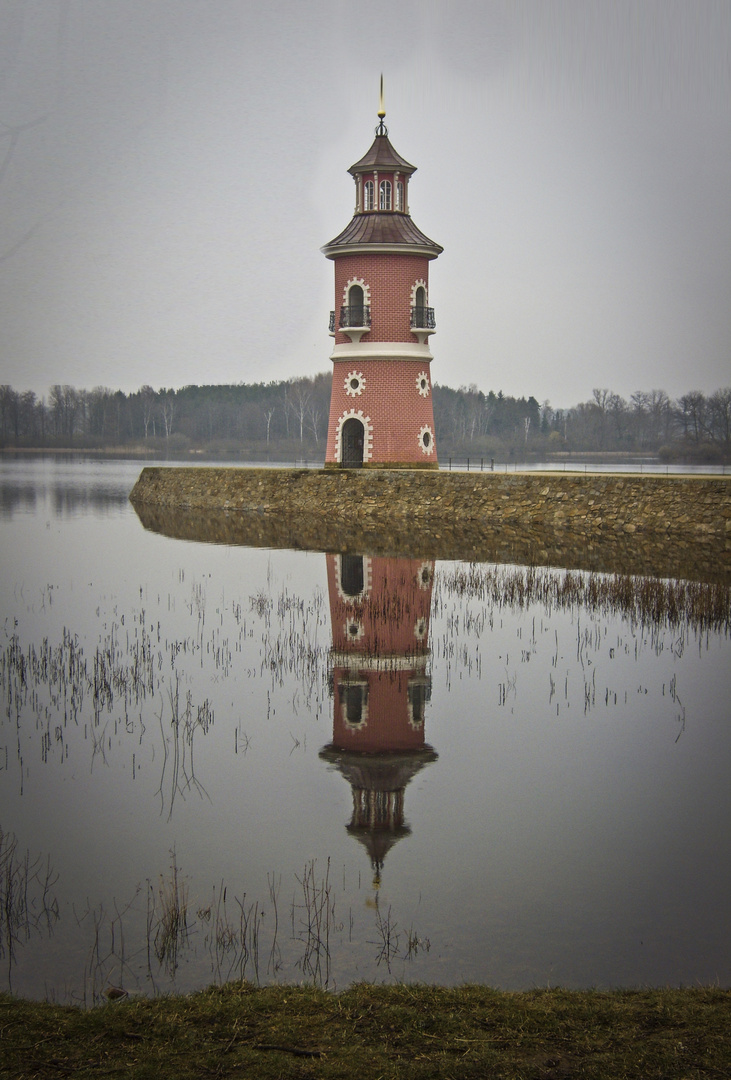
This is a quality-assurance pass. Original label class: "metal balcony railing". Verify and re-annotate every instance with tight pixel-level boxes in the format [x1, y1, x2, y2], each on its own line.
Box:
[339, 304, 371, 329]
[410, 306, 436, 330]
[330, 307, 372, 331]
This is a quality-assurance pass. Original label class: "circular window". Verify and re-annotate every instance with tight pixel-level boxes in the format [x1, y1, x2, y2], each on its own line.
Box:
[416, 562, 433, 589]
[416, 371, 430, 397]
[344, 619, 364, 642]
[418, 425, 435, 455]
[345, 370, 365, 397]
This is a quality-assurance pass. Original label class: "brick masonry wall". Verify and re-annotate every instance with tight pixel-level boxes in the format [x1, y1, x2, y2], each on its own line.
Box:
[327, 553, 432, 753]
[333, 253, 431, 344]
[130, 468, 731, 581]
[326, 359, 437, 465]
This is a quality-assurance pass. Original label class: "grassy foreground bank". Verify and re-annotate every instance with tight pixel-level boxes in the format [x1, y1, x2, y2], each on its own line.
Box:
[1, 984, 728, 1079]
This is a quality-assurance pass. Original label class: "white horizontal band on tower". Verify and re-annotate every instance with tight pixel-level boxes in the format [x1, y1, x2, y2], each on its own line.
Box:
[330, 342, 433, 362]
[330, 652, 430, 672]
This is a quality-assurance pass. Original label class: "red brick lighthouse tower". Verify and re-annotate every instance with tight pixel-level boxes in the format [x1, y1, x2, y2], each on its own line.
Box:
[320, 554, 438, 885]
[323, 84, 443, 468]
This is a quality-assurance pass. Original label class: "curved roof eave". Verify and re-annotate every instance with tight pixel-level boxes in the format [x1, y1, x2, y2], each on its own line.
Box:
[322, 212, 443, 258]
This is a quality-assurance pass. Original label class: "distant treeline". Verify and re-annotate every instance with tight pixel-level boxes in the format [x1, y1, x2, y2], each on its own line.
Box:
[435, 385, 731, 462]
[1, 378, 729, 461]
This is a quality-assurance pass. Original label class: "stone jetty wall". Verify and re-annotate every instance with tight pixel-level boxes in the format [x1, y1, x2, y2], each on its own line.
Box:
[130, 467, 731, 581]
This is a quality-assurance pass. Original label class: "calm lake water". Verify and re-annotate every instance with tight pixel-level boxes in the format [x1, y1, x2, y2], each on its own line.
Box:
[1, 456, 729, 1003]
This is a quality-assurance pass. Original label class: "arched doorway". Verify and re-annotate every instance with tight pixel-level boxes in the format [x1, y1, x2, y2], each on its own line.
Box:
[341, 416, 364, 467]
[340, 554, 364, 596]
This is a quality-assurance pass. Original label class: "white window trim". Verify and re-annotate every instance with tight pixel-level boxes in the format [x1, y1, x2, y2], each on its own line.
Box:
[342, 278, 371, 306]
[418, 424, 436, 455]
[334, 554, 372, 603]
[344, 370, 365, 397]
[416, 561, 434, 590]
[338, 677, 369, 731]
[410, 279, 429, 306]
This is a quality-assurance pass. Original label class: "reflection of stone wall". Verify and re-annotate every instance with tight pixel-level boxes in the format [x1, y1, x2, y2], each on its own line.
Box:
[130, 467, 731, 582]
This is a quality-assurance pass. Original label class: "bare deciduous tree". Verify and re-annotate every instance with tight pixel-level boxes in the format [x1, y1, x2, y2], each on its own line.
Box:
[160, 393, 176, 439]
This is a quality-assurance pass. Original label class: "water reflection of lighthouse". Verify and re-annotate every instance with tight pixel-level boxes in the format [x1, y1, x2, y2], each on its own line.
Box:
[320, 555, 438, 884]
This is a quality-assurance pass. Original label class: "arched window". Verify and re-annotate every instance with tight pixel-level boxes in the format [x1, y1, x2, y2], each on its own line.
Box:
[347, 284, 364, 327]
[395, 181, 404, 211]
[414, 285, 427, 327]
[339, 681, 368, 728]
[379, 180, 392, 210]
[363, 180, 374, 211]
[408, 679, 430, 727]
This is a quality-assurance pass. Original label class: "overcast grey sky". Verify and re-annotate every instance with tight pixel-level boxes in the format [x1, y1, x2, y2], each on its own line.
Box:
[0, 0, 729, 408]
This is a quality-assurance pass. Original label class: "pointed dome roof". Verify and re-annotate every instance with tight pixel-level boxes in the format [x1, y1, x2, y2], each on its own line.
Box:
[322, 113, 443, 260]
[348, 133, 417, 176]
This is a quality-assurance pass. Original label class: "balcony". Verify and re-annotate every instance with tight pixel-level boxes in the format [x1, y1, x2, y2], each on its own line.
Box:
[340, 304, 371, 329]
[410, 305, 436, 344]
[329, 304, 372, 342]
[410, 306, 436, 330]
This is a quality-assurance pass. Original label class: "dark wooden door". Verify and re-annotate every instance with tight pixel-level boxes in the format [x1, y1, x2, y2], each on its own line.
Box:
[341, 417, 364, 467]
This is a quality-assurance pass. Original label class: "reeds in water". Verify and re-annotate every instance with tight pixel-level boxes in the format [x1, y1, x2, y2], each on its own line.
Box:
[150, 850, 189, 975]
[435, 564, 730, 635]
[0, 830, 59, 986]
[291, 858, 334, 987]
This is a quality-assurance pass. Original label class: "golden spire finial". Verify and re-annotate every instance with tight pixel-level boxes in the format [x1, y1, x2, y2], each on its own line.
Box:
[378, 74, 386, 119]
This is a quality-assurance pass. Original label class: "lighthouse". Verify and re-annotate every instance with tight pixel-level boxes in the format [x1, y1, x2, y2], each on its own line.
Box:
[323, 83, 443, 468]
[320, 554, 438, 885]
